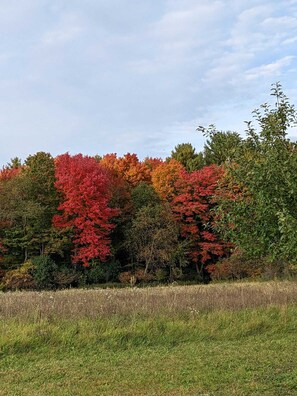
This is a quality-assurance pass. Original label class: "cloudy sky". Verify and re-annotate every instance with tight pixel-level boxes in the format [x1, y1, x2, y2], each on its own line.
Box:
[1, 0, 297, 165]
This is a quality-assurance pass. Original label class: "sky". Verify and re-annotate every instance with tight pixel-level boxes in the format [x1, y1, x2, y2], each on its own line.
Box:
[1, 0, 297, 165]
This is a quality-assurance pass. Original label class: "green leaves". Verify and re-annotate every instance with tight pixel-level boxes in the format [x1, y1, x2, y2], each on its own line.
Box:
[197, 125, 242, 166]
[215, 83, 297, 263]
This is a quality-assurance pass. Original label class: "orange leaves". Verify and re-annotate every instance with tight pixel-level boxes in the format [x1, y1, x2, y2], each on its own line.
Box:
[151, 159, 184, 201]
[151, 161, 228, 265]
[0, 149, 230, 272]
[99, 153, 118, 173]
[117, 153, 151, 186]
[101, 153, 151, 187]
[143, 157, 163, 171]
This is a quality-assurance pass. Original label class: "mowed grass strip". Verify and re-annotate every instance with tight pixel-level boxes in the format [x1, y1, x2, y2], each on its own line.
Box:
[0, 282, 297, 395]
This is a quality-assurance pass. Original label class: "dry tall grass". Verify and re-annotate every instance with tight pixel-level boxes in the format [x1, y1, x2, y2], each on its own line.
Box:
[1, 281, 297, 320]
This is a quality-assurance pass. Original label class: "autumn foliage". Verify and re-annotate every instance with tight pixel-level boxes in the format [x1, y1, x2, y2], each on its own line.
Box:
[152, 159, 184, 201]
[101, 153, 151, 187]
[0, 167, 21, 181]
[1, 84, 295, 288]
[53, 154, 118, 266]
[171, 165, 228, 264]
[0, 149, 230, 287]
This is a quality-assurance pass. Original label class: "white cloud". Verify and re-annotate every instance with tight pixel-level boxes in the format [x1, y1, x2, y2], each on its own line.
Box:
[43, 26, 82, 46]
[261, 15, 297, 30]
[0, 0, 297, 164]
[245, 56, 295, 80]
[126, 1, 228, 76]
[153, 2, 223, 39]
[283, 36, 297, 45]
[42, 14, 83, 46]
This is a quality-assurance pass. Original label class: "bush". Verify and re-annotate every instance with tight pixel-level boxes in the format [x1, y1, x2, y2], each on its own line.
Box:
[206, 251, 263, 281]
[118, 269, 155, 285]
[118, 271, 136, 285]
[1, 261, 35, 291]
[155, 268, 168, 282]
[206, 250, 294, 281]
[31, 255, 58, 290]
[87, 259, 121, 284]
[54, 266, 81, 288]
[261, 260, 288, 280]
[134, 269, 155, 283]
[285, 262, 297, 278]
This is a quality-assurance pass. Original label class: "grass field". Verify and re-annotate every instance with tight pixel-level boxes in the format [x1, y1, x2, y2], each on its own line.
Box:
[1, 281, 297, 395]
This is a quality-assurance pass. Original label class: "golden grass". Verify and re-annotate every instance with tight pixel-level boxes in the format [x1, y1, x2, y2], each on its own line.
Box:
[1, 280, 296, 320]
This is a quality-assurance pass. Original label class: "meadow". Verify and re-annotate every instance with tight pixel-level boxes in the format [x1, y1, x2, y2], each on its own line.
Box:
[1, 281, 297, 395]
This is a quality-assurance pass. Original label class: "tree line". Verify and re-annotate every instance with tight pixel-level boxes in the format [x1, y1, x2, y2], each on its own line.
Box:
[1, 83, 297, 290]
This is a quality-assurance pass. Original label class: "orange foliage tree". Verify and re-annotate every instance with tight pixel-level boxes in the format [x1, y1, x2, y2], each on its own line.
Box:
[151, 159, 185, 201]
[143, 157, 164, 171]
[101, 153, 151, 187]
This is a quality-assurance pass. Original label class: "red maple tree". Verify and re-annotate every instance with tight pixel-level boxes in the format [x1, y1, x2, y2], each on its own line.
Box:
[0, 167, 21, 181]
[171, 165, 229, 267]
[53, 153, 118, 266]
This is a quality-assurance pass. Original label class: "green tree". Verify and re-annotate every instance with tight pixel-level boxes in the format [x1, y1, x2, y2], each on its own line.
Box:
[7, 157, 22, 169]
[0, 173, 44, 264]
[197, 125, 242, 165]
[131, 182, 160, 212]
[0, 152, 61, 266]
[126, 204, 181, 275]
[31, 255, 58, 290]
[170, 143, 205, 171]
[23, 152, 60, 255]
[215, 83, 297, 263]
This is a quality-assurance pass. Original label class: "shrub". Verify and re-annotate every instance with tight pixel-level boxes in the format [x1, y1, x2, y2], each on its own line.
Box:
[171, 267, 183, 280]
[118, 271, 136, 285]
[206, 251, 263, 281]
[134, 269, 155, 283]
[31, 255, 58, 290]
[87, 259, 121, 284]
[118, 269, 155, 285]
[54, 266, 81, 288]
[155, 268, 168, 282]
[285, 262, 297, 277]
[2, 261, 35, 291]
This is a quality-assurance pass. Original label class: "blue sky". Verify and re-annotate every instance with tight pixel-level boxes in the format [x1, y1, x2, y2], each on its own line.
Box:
[1, 0, 297, 165]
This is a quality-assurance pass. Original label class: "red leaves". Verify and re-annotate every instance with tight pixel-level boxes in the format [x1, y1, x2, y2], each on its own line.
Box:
[152, 161, 228, 265]
[171, 165, 227, 264]
[53, 154, 118, 266]
[0, 149, 229, 271]
[0, 167, 21, 181]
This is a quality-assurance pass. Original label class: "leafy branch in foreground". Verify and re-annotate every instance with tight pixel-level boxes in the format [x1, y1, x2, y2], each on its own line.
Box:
[215, 82, 297, 263]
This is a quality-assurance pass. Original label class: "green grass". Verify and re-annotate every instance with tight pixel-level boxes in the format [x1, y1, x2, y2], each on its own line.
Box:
[1, 305, 297, 395]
